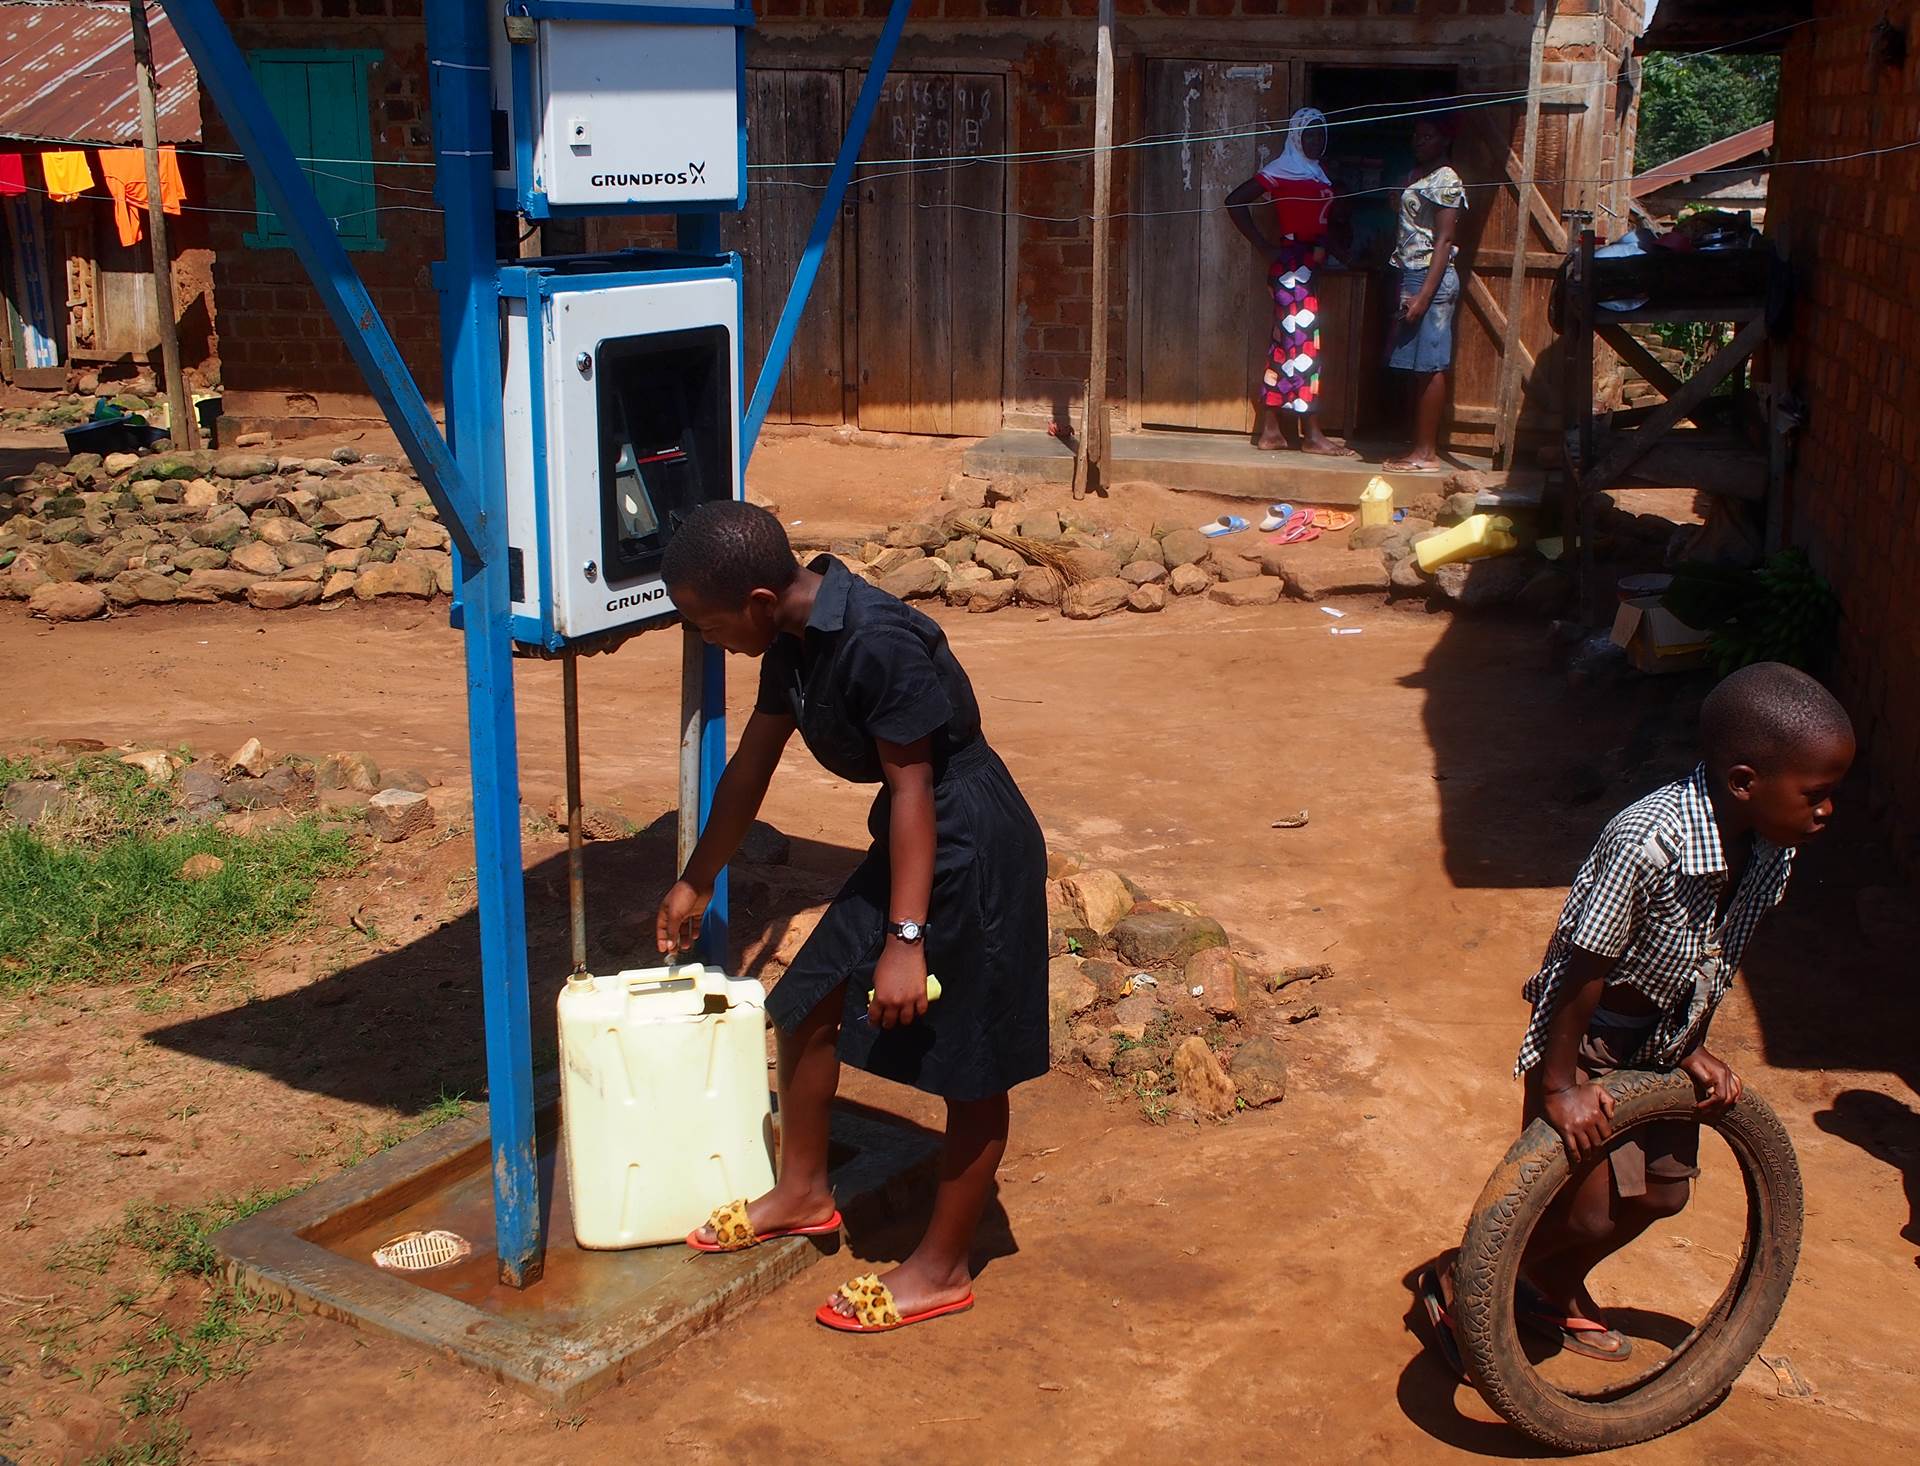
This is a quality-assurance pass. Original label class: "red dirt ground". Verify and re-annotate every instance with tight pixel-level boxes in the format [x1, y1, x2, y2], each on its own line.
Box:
[1, 433, 1915, 1463]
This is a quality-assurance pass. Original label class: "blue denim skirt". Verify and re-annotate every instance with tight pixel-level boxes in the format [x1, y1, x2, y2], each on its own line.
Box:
[1388, 264, 1460, 373]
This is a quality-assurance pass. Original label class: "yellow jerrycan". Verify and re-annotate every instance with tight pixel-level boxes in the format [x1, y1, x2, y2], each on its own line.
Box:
[1415, 513, 1519, 573]
[557, 963, 777, 1248]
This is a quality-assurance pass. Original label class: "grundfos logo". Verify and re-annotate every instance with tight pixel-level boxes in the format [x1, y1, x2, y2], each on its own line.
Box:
[592, 161, 708, 189]
[606, 586, 668, 613]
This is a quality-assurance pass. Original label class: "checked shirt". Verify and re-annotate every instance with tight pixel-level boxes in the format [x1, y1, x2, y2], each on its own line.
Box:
[1514, 765, 1793, 1076]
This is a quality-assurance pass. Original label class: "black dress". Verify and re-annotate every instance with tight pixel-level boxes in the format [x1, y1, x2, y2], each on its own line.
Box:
[756, 555, 1049, 1101]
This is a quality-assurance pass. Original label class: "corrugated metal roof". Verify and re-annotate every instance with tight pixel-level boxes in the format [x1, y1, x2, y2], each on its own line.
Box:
[0, 1, 200, 147]
[1631, 122, 1775, 200]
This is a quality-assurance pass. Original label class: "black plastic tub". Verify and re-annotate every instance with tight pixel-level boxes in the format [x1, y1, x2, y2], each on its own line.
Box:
[61, 417, 170, 457]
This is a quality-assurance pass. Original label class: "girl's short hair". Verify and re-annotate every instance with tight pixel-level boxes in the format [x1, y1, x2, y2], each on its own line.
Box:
[660, 500, 799, 608]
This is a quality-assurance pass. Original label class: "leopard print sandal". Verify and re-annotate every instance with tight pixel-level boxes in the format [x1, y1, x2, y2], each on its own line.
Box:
[686, 1198, 845, 1253]
[815, 1272, 976, 1333]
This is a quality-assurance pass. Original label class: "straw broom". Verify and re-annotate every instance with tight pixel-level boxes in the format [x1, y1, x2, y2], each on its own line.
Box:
[946, 516, 1089, 588]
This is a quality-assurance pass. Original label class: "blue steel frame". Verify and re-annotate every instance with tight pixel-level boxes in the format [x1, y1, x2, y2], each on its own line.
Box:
[501, 0, 752, 219]
[160, 0, 903, 1289]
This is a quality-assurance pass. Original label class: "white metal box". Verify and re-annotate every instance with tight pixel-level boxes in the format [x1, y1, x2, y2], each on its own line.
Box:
[499, 253, 742, 649]
[490, 0, 747, 216]
[557, 963, 776, 1249]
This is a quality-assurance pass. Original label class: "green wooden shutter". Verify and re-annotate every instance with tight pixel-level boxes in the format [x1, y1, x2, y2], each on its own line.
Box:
[244, 51, 384, 252]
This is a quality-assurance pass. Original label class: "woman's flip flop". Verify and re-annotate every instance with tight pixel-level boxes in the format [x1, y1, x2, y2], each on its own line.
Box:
[1259, 503, 1295, 533]
[686, 1197, 844, 1253]
[1275, 509, 1322, 545]
[1516, 1281, 1634, 1362]
[816, 1273, 976, 1334]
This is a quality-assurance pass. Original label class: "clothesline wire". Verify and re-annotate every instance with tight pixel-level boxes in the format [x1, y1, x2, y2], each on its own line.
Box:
[3, 132, 1907, 230]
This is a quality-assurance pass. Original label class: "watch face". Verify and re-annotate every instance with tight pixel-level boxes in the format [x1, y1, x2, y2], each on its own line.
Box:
[897, 921, 921, 942]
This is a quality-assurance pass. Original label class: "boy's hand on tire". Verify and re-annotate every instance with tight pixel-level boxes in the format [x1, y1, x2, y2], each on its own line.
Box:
[1544, 1081, 1615, 1164]
[1679, 1048, 1743, 1115]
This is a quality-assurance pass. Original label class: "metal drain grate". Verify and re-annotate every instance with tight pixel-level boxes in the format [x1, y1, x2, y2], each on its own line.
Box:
[372, 1229, 472, 1272]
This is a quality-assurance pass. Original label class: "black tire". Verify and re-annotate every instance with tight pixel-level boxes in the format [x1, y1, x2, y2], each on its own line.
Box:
[1450, 1070, 1803, 1453]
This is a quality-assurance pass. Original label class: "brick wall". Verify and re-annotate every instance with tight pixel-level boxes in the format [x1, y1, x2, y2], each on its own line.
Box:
[1770, 2, 1920, 871]
[204, 0, 440, 427]
[205, 0, 1613, 432]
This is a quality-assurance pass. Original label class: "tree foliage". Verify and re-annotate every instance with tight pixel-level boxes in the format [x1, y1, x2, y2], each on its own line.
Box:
[1634, 53, 1780, 174]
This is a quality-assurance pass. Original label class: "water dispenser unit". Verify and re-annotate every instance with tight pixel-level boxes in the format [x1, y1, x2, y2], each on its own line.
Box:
[489, 0, 749, 218]
[498, 251, 742, 649]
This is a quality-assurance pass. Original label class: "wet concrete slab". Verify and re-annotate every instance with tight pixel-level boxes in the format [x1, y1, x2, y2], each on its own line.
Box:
[214, 1094, 940, 1405]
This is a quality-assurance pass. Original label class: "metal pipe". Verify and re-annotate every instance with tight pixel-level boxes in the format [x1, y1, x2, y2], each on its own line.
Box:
[678, 625, 703, 877]
[563, 648, 587, 977]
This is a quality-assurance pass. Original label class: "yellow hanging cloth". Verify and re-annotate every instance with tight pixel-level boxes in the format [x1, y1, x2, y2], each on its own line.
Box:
[40, 150, 95, 203]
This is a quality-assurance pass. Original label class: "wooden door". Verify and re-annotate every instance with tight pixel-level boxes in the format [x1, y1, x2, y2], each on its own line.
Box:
[1135, 60, 1287, 433]
[855, 72, 1006, 436]
[725, 69, 848, 426]
[93, 232, 160, 360]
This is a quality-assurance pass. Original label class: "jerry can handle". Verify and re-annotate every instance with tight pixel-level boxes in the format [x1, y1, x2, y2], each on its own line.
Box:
[623, 963, 736, 1008]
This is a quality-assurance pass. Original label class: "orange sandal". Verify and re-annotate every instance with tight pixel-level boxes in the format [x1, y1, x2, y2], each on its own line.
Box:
[816, 1273, 976, 1334]
[686, 1198, 843, 1253]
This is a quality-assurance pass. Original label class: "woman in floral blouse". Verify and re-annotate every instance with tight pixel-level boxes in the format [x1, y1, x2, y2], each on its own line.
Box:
[1384, 116, 1467, 472]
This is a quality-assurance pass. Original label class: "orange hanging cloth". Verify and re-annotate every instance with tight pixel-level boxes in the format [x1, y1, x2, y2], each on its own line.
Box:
[40, 150, 96, 203]
[97, 147, 186, 247]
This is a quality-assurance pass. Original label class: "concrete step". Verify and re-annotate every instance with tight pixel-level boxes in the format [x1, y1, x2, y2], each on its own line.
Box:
[962, 427, 1492, 506]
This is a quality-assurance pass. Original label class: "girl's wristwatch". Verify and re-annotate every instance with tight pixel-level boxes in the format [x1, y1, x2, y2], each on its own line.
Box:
[887, 920, 927, 944]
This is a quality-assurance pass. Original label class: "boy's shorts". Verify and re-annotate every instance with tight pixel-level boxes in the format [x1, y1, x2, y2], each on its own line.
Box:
[1523, 1022, 1701, 1199]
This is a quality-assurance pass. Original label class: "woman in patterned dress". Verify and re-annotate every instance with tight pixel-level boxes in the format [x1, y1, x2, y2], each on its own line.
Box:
[1227, 107, 1357, 457]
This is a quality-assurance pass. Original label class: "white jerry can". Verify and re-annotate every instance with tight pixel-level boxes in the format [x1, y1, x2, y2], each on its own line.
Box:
[557, 963, 776, 1248]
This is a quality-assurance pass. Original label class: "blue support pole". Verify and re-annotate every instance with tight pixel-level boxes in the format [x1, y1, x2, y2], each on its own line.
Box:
[157, 0, 481, 566]
[740, 0, 910, 465]
[426, 0, 545, 1287]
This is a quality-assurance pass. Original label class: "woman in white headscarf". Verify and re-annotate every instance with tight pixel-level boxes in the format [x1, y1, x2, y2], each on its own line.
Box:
[1226, 106, 1357, 457]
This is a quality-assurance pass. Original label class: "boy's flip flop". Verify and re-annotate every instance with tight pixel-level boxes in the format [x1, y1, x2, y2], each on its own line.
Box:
[1199, 515, 1249, 538]
[1414, 1265, 1469, 1381]
[1516, 1281, 1634, 1362]
[816, 1273, 976, 1334]
[686, 1197, 844, 1253]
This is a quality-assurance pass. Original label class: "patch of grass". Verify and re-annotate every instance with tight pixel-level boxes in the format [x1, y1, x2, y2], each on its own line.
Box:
[341, 1086, 471, 1165]
[46, 1187, 305, 1459]
[0, 797, 360, 991]
[117, 1187, 302, 1282]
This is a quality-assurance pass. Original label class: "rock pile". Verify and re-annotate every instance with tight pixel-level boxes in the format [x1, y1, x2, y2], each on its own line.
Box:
[2, 735, 442, 844]
[0, 441, 452, 620]
[1043, 849, 1323, 1123]
[828, 497, 1300, 620]
[829, 470, 1577, 619]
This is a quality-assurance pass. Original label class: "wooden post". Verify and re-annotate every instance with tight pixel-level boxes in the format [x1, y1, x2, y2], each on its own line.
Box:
[128, 0, 195, 450]
[1075, 0, 1114, 499]
[1493, 0, 1549, 470]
